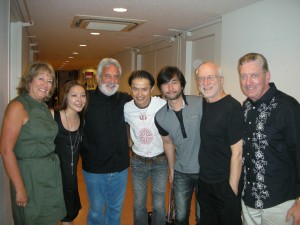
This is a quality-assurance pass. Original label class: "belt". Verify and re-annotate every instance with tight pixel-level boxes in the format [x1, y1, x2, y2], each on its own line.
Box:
[132, 151, 167, 163]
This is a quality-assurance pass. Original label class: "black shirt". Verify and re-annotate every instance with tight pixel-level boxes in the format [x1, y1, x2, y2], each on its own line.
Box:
[199, 95, 244, 183]
[81, 88, 132, 173]
[242, 83, 300, 209]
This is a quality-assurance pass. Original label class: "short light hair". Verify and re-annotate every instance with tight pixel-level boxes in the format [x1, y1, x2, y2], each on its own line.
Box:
[17, 61, 56, 101]
[238, 53, 269, 74]
[195, 62, 223, 77]
[97, 58, 122, 80]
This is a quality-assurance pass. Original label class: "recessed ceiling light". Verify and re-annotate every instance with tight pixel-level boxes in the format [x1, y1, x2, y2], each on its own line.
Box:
[68, 56, 74, 59]
[73, 52, 79, 55]
[90, 32, 100, 35]
[79, 44, 87, 47]
[113, 7, 127, 12]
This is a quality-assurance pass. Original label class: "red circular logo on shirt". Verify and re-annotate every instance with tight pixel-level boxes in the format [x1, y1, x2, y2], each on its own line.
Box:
[139, 128, 153, 144]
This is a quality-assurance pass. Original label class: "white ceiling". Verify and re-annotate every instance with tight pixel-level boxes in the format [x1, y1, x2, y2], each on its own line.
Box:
[12, 0, 261, 70]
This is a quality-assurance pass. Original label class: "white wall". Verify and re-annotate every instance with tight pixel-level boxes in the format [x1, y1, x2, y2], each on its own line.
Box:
[185, 21, 222, 95]
[115, 40, 177, 96]
[115, 49, 135, 94]
[10, 22, 23, 100]
[221, 0, 300, 103]
[0, 0, 14, 224]
[139, 41, 177, 95]
[123, 20, 222, 96]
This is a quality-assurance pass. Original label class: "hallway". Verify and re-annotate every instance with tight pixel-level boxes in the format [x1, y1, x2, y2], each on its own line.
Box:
[74, 158, 198, 225]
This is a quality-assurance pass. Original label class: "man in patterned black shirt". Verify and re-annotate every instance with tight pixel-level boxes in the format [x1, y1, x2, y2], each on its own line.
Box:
[238, 53, 300, 225]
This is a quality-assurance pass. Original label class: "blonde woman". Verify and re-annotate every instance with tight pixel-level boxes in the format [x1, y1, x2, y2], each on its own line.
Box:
[0, 61, 66, 225]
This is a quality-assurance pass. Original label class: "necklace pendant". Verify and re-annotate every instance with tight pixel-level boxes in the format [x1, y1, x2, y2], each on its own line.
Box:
[71, 162, 73, 166]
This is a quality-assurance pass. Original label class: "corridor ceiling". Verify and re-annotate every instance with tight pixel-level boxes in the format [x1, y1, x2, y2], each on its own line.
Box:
[11, 0, 261, 70]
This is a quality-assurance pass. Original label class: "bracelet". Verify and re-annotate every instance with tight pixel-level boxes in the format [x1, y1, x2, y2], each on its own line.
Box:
[296, 197, 300, 201]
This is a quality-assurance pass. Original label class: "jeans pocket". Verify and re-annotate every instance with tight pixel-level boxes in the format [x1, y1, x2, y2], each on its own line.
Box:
[153, 157, 168, 168]
[131, 157, 142, 170]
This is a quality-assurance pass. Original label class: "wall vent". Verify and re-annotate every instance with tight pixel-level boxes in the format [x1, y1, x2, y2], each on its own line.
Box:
[71, 15, 146, 32]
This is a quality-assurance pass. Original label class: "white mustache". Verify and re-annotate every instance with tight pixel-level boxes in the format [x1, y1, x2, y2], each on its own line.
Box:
[105, 83, 117, 88]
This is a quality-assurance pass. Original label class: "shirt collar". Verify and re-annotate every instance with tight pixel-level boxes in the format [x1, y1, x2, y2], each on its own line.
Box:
[247, 82, 277, 106]
[23, 92, 48, 109]
[166, 94, 188, 111]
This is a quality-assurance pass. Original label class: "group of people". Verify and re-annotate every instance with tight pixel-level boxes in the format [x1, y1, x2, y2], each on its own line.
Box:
[0, 52, 299, 225]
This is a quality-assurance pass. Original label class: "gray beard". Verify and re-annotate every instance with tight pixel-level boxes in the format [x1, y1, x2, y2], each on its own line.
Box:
[99, 83, 119, 96]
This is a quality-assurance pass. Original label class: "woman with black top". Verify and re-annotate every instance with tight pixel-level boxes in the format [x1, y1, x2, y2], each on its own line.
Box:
[51, 81, 88, 225]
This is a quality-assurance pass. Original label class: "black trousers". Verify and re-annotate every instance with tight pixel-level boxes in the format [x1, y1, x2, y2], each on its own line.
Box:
[197, 179, 242, 225]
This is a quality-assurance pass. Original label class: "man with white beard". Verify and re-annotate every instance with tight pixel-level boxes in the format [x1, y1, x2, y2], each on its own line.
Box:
[81, 58, 132, 225]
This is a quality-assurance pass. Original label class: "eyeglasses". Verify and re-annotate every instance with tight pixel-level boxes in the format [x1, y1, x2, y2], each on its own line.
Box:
[196, 75, 220, 83]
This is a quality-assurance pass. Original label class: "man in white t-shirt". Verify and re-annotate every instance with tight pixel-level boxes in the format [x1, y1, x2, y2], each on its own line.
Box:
[124, 70, 168, 225]
[124, 70, 167, 225]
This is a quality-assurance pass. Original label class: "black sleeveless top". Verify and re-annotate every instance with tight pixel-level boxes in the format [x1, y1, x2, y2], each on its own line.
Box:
[54, 110, 83, 221]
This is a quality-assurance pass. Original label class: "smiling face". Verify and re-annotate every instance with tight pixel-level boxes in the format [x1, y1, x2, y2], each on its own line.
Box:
[196, 62, 224, 103]
[160, 75, 183, 101]
[98, 64, 120, 96]
[131, 78, 153, 108]
[29, 71, 53, 102]
[239, 60, 270, 102]
[66, 85, 87, 113]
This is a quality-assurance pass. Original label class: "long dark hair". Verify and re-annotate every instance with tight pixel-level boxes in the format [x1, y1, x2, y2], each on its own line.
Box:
[60, 80, 88, 116]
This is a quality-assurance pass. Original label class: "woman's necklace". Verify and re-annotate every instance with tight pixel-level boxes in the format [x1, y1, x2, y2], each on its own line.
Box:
[64, 110, 81, 175]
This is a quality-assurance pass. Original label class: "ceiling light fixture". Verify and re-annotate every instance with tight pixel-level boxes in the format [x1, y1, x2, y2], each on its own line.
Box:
[113, 8, 128, 12]
[79, 44, 87, 47]
[71, 15, 145, 32]
[90, 32, 100, 35]
[73, 52, 79, 55]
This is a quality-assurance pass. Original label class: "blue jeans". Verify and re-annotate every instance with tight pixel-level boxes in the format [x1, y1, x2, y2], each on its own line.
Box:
[83, 169, 128, 225]
[131, 155, 168, 225]
[173, 170, 199, 225]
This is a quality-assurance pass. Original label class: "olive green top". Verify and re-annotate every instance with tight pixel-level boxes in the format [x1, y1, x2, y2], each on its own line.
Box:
[11, 93, 66, 225]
